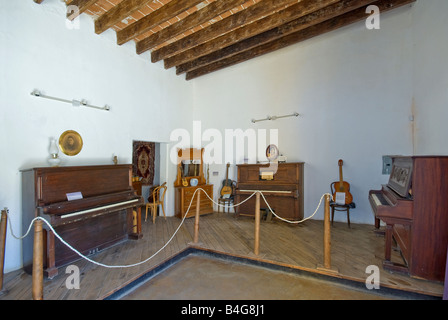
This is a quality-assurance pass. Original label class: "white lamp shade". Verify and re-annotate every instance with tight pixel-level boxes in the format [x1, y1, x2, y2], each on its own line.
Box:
[49, 138, 59, 155]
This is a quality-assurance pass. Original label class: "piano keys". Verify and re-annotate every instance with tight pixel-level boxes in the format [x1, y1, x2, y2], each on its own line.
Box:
[235, 162, 304, 221]
[369, 156, 448, 281]
[21, 165, 144, 278]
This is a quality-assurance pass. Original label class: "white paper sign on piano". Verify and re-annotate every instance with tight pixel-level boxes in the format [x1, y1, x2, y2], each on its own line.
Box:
[66, 192, 83, 201]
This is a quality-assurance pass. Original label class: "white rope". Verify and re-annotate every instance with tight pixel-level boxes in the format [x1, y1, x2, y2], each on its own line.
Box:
[260, 192, 332, 224]
[8, 209, 33, 240]
[6, 194, 194, 269]
[200, 188, 333, 225]
[198, 187, 258, 208]
[6, 190, 331, 269]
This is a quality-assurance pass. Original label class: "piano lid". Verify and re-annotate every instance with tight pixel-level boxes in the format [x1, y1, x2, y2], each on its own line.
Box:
[25, 165, 134, 206]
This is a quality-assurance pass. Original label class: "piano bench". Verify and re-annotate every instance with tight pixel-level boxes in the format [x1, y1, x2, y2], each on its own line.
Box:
[330, 201, 356, 228]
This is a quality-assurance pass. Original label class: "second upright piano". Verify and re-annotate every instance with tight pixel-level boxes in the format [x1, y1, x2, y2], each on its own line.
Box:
[22, 165, 144, 278]
[235, 162, 304, 221]
[369, 156, 448, 281]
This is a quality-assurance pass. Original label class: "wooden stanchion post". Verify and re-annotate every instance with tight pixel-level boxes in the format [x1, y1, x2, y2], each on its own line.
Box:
[317, 194, 338, 274]
[32, 219, 44, 300]
[193, 191, 201, 244]
[254, 192, 261, 256]
[323, 194, 331, 269]
[0, 209, 7, 293]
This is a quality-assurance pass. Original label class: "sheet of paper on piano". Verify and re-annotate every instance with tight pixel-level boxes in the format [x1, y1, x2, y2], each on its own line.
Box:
[66, 192, 83, 201]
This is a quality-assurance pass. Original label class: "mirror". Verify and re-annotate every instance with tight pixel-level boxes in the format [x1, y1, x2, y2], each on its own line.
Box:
[182, 160, 200, 177]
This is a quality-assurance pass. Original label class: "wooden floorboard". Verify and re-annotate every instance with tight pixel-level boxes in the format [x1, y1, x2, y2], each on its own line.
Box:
[0, 212, 444, 300]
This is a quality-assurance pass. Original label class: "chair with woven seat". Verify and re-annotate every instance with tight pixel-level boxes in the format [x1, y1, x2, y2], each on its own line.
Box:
[330, 182, 356, 228]
[145, 182, 167, 223]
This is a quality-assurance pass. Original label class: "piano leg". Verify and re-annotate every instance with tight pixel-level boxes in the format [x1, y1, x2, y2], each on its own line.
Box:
[374, 216, 381, 229]
[372, 216, 385, 236]
[382, 223, 409, 274]
[45, 230, 58, 279]
[129, 206, 143, 240]
[384, 224, 392, 262]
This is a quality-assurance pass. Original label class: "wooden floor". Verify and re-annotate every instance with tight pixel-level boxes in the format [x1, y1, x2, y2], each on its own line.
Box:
[0, 212, 444, 300]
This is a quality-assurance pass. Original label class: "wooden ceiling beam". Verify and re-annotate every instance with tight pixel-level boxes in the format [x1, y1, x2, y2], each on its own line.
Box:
[66, 0, 99, 21]
[168, 0, 342, 71]
[116, 0, 204, 46]
[151, 0, 299, 63]
[174, 0, 377, 73]
[185, 0, 416, 80]
[33, 0, 45, 4]
[95, 0, 153, 35]
[136, 0, 250, 55]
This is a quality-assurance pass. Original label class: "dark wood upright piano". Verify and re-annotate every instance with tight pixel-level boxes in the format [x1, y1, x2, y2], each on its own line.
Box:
[235, 162, 304, 221]
[369, 156, 448, 281]
[22, 165, 144, 278]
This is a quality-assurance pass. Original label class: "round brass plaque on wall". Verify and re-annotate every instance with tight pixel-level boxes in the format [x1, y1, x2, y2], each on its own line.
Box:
[59, 130, 83, 156]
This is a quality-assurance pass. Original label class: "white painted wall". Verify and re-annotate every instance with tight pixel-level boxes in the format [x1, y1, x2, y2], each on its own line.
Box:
[192, 2, 447, 225]
[0, 0, 193, 272]
[412, 0, 448, 154]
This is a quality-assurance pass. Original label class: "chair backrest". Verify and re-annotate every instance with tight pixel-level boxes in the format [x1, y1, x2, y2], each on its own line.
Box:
[330, 181, 351, 194]
[152, 182, 167, 203]
[330, 182, 336, 194]
[158, 184, 167, 202]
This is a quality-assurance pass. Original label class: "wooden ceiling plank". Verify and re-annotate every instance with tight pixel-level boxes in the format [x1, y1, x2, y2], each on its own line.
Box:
[185, 0, 416, 80]
[66, 0, 100, 21]
[116, 0, 205, 45]
[136, 0, 250, 55]
[168, 0, 342, 70]
[151, 0, 300, 63]
[95, 0, 154, 35]
[174, 0, 378, 73]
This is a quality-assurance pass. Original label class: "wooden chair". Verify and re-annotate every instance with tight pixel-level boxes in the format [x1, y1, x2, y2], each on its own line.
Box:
[330, 182, 356, 228]
[145, 182, 167, 223]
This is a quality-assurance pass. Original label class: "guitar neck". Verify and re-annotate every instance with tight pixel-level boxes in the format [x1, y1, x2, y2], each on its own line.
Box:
[339, 165, 344, 184]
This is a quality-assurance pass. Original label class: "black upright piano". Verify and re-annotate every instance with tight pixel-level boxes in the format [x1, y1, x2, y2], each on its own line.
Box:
[22, 165, 144, 278]
[369, 156, 448, 281]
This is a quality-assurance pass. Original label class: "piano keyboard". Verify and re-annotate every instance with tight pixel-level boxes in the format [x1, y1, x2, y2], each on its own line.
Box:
[61, 199, 140, 219]
[239, 190, 292, 194]
[371, 193, 390, 207]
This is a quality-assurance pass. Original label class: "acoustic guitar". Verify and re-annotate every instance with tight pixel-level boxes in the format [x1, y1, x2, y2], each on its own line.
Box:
[220, 163, 233, 197]
[333, 159, 353, 205]
[178, 166, 188, 187]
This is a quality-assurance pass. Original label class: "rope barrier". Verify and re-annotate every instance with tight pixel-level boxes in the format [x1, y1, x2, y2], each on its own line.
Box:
[199, 188, 333, 224]
[6, 190, 331, 270]
[7, 189, 204, 269]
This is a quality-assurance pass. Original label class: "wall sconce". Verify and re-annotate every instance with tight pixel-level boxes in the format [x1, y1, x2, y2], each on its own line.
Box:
[251, 112, 299, 123]
[31, 89, 110, 111]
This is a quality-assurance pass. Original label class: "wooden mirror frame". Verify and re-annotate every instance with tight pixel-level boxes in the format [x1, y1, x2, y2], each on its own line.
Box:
[174, 148, 206, 187]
